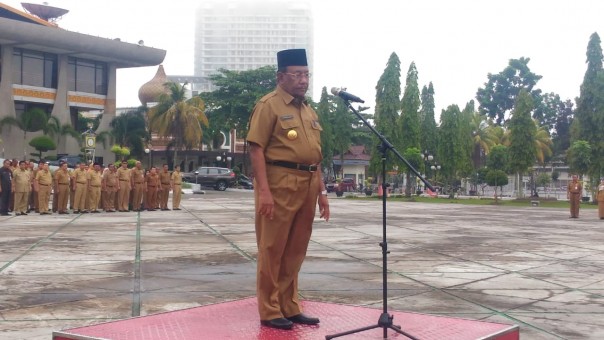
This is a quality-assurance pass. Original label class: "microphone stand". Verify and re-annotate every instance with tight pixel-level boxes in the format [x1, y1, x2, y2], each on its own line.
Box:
[325, 100, 434, 340]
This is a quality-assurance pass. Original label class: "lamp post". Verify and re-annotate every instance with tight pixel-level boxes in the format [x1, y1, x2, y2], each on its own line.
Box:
[216, 153, 232, 169]
[431, 162, 441, 184]
[144, 148, 150, 169]
[421, 150, 434, 191]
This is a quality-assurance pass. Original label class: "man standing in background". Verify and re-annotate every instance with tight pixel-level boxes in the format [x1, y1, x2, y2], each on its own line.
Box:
[12, 161, 31, 215]
[0, 159, 13, 216]
[159, 164, 171, 211]
[34, 163, 52, 215]
[567, 174, 582, 218]
[171, 165, 183, 210]
[131, 161, 145, 212]
[117, 161, 131, 212]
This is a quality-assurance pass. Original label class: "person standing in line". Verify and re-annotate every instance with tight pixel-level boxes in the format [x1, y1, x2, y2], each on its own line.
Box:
[28, 161, 37, 213]
[597, 178, 604, 220]
[34, 162, 53, 215]
[159, 164, 171, 211]
[72, 162, 89, 213]
[567, 174, 583, 218]
[247, 48, 329, 330]
[55, 162, 71, 214]
[145, 166, 159, 211]
[0, 159, 13, 216]
[131, 161, 145, 212]
[8, 159, 17, 213]
[171, 165, 183, 210]
[116, 161, 131, 212]
[102, 164, 118, 212]
[12, 161, 31, 216]
[87, 163, 102, 213]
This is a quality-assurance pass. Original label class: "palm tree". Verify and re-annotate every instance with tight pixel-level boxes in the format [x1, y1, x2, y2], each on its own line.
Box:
[45, 116, 81, 149]
[533, 120, 553, 165]
[110, 107, 149, 160]
[147, 82, 208, 166]
[0, 108, 48, 159]
[471, 113, 499, 167]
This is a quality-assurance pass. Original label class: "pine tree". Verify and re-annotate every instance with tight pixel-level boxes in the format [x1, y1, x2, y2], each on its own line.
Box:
[317, 87, 335, 177]
[372, 52, 401, 178]
[438, 105, 463, 185]
[508, 90, 537, 198]
[573, 32, 604, 179]
[420, 83, 437, 160]
[398, 62, 422, 196]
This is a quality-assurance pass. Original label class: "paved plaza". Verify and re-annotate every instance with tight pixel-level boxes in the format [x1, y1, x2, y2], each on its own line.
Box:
[0, 190, 603, 339]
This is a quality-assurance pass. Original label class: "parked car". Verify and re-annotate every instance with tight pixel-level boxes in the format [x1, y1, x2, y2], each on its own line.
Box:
[237, 174, 254, 190]
[336, 178, 356, 192]
[48, 155, 84, 168]
[325, 180, 336, 193]
[182, 166, 237, 191]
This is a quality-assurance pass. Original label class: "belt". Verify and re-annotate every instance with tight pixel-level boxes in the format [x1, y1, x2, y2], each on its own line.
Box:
[77, 181, 87, 184]
[91, 185, 101, 187]
[135, 182, 144, 184]
[148, 185, 156, 187]
[39, 184, 49, 186]
[106, 185, 114, 187]
[119, 179, 129, 182]
[161, 182, 170, 185]
[59, 183, 69, 185]
[268, 161, 318, 172]
[174, 183, 182, 185]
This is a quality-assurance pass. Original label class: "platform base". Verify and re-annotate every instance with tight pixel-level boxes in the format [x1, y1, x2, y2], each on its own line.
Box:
[53, 297, 519, 340]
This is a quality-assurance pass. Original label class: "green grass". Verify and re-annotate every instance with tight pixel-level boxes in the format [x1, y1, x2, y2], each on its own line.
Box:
[343, 195, 598, 209]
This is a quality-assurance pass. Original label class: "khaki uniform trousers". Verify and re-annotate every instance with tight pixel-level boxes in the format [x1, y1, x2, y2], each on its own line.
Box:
[146, 187, 158, 210]
[14, 191, 29, 213]
[38, 185, 51, 213]
[255, 166, 319, 321]
[172, 184, 182, 209]
[105, 190, 116, 211]
[132, 183, 144, 211]
[57, 185, 70, 212]
[87, 186, 101, 211]
[570, 193, 581, 218]
[160, 184, 170, 209]
[31, 190, 38, 212]
[74, 182, 88, 211]
[118, 181, 130, 211]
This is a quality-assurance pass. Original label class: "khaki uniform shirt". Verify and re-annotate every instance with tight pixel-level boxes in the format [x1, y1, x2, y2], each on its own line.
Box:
[247, 85, 322, 164]
[159, 171, 171, 186]
[103, 171, 118, 190]
[131, 168, 145, 184]
[55, 170, 70, 185]
[117, 167, 131, 187]
[568, 181, 582, 195]
[13, 169, 31, 192]
[89, 170, 102, 187]
[171, 170, 182, 184]
[35, 170, 53, 186]
[146, 174, 159, 188]
[72, 169, 88, 185]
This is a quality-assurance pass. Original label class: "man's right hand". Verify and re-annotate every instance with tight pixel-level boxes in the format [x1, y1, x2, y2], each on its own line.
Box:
[257, 189, 274, 220]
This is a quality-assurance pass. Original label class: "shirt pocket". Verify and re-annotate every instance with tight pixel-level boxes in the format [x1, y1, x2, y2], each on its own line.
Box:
[278, 117, 303, 144]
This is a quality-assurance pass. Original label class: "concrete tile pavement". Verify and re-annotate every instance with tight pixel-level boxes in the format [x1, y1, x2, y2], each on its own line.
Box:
[0, 189, 603, 339]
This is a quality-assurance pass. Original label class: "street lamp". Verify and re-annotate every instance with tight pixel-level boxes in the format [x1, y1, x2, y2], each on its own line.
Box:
[421, 150, 435, 190]
[216, 153, 232, 168]
[144, 148, 151, 169]
[431, 163, 441, 183]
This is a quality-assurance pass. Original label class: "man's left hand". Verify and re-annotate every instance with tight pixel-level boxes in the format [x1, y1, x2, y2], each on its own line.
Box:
[318, 195, 329, 221]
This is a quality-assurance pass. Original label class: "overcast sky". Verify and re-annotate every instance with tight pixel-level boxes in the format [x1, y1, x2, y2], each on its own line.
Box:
[6, 0, 604, 117]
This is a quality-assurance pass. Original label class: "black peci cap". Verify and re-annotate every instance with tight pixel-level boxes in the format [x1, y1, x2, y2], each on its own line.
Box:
[277, 49, 308, 68]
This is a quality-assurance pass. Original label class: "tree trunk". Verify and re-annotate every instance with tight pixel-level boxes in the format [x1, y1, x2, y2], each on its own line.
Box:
[405, 172, 412, 197]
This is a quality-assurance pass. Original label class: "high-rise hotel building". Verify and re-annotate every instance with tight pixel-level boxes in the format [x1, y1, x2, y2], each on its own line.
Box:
[193, 0, 313, 93]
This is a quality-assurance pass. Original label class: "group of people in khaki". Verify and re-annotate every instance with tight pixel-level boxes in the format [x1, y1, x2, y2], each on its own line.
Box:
[0, 158, 184, 216]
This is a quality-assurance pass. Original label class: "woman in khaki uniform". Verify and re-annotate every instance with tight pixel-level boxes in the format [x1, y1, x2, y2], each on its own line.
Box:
[597, 178, 604, 219]
[34, 163, 53, 214]
[247, 49, 329, 330]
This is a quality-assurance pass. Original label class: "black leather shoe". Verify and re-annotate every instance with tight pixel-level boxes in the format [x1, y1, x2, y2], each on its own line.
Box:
[287, 313, 320, 325]
[260, 318, 293, 330]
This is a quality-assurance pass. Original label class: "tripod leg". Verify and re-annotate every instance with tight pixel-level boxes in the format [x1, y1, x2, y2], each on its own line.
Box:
[325, 324, 380, 339]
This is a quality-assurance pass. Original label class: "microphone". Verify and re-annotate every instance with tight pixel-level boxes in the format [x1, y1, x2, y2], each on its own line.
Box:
[331, 87, 365, 103]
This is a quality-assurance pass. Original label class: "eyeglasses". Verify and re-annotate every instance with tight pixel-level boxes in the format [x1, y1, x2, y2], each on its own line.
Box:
[283, 72, 311, 79]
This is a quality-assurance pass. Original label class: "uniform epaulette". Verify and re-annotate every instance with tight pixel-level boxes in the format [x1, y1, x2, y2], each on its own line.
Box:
[258, 90, 278, 103]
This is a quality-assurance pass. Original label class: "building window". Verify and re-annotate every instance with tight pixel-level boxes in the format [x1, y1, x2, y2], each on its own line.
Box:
[67, 57, 107, 95]
[12, 48, 57, 88]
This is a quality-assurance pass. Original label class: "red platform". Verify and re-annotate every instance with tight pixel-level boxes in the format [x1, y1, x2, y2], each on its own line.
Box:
[53, 297, 519, 340]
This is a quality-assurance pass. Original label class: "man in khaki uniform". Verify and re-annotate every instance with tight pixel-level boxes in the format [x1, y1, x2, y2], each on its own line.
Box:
[12, 161, 31, 215]
[34, 163, 53, 215]
[159, 164, 171, 210]
[247, 49, 329, 330]
[116, 161, 131, 212]
[72, 163, 89, 213]
[567, 174, 583, 218]
[171, 165, 183, 210]
[87, 163, 102, 213]
[131, 161, 145, 211]
[102, 164, 118, 212]
[28, 161, 37, 213]
[55, 162, 71, 214]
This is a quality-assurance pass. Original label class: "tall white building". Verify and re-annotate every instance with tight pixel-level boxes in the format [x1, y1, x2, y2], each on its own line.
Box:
[193, 0, 313, 93]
